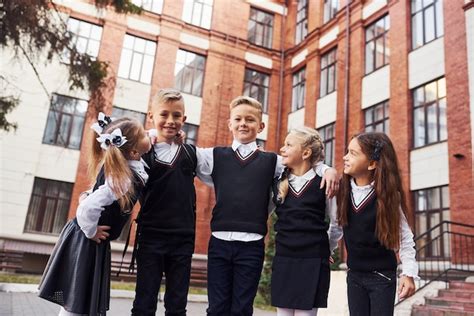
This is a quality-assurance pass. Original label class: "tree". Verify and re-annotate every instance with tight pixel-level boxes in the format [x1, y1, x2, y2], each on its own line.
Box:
[0, 0, 141, 131]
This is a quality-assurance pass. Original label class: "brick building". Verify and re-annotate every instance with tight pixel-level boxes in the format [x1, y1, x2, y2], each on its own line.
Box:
[1, 0, 473, 272]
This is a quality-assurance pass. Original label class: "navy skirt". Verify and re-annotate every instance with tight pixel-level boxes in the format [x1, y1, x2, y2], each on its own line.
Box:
[271, 256, 330, 310]
[38, 219, 110, 316]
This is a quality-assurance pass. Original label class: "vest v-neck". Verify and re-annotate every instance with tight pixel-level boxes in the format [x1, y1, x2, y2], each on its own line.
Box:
[351, 188, 376, 213]
[156, 145, 182, 168]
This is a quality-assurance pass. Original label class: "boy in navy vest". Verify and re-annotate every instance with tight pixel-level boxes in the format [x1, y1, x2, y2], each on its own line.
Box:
[131, 89, 197, 316]
[195, 96, 339, 316]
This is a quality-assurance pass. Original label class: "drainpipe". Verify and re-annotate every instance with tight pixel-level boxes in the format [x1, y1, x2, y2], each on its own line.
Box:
[343, 0, 351, 149]
[276, 1, 287, 148]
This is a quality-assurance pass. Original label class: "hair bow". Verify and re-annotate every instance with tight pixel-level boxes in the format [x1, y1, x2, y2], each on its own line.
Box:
[96, 128, 127, 150]
[91, 112, 113, 135]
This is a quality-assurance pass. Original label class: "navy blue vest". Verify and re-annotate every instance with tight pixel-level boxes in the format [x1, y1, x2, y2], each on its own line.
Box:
[211, 147, 277, 235]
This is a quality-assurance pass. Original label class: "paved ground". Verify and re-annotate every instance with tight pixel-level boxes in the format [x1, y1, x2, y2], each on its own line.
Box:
[0, 292, 275, 316]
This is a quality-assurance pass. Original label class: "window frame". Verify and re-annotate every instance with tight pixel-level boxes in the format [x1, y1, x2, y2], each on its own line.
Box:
[131, 0, 164, 14]
[295, 0, 308, 45]
[365, 15, 390, 75]
[182, 123, 199, 145]
[411, 0, 444, 50]
[112, 107, 147, 125]
[319, 47, 337, 98]
[317, 123, 335, 167]
[117, 34, 157, 84]
[174, 49, 206, 97]
[364, 100, 390, 134]
[42, 94, 88, 150]
[412, 77, 447, 148]
[243, 68, 270, 114]
[63, 18, 103, 62]
[24, 177, 73, 235]
[248, 7, 274, 49]
[182, 0, 214, 29]
[323, 0, 339, 24]
[291, 67, 306, 112]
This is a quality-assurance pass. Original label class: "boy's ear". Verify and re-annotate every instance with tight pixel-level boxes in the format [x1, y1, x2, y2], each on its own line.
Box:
[182, 115, 187, 123]
[227, 119, 233, 131]
[148, 111, 154, 120]
[258, 121, 265, 133]
[368, 160, 378, 171]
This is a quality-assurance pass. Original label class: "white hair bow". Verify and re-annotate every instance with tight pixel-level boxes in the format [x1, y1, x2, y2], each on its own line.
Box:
[96, 128, 127, 150]
[91, 112, 113, 135]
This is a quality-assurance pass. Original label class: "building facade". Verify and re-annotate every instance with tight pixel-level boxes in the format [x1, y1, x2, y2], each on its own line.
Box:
[1, 0, 473, 272]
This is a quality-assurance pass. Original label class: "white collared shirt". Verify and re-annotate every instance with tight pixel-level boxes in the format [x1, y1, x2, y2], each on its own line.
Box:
[76, 159, 148, 239]
[153, 141, 180, 164]
[287, 169, 343, 253]
[349, 178, 419, 278]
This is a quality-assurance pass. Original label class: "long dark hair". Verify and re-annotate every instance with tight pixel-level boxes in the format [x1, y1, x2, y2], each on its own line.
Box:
[337, 132, 409, 249]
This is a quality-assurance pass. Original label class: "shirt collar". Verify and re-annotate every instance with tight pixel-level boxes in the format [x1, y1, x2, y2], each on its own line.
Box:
[231, 139, 257, 152]
[288, 168, 316, 182]
[350, 178, 374, 192]
[128, 159, 149, 182]
[154, 141, 178, 150]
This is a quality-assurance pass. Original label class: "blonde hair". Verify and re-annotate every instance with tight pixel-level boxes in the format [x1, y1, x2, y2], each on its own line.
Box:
[277, 126, 325, 203]
[89, 116, 145, 210]
[151, 88, 184, 111]
[229, 96, 263, 120]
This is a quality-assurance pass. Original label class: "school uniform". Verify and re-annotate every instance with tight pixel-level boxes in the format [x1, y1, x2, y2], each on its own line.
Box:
[271, 169, 342, 311]
[38, 160, 148, 316]
[195, 141, 330, 316]
[344, 179, 418, 316]
[131, 142, 197, 316]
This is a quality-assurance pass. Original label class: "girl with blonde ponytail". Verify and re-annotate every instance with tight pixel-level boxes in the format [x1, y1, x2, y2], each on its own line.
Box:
[271, 127, 342, 316]
[39, 114, 151, 316]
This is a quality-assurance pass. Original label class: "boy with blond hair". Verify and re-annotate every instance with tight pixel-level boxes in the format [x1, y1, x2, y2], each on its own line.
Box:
[195, 96, 339, 316]
[131, 89, 197, 316]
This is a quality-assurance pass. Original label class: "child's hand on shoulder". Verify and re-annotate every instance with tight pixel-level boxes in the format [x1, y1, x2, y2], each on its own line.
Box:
[321, 167, 340, 198]
[147, 129, 158, 145]
[398, 275, 416, 300]
[91, 225, 111, 244]
[175, 130, 186, 145]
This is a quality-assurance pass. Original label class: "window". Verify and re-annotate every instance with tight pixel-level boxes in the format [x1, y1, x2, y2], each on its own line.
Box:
[317, 124, 335, 166]
[365, 101, 390, 134]
[413, 78, 447, 147]
[112, 107, 146, 125]
[182, 0, 213, 29]
[256, 138, 266, 149]
[174, 49, 206, 97]
[248, 7, 274, 48]
[42, 94, 88, 149]
[323, 0, 339, 24]
[65, 18, 102, 60]
[182, 123, 199, 145]
[295, 0, 308, 44]
[24, 178, 73, 235]
[243, 69, 270, 113]
[411, 0, 444, 49]
[118, 34, 156, 84]
[414, 186, 450, 258]
[291, 68, 306, 111]
[365, 15, 390, 74]
[131, 0, 163, 14]
[320, 48, 337, 97]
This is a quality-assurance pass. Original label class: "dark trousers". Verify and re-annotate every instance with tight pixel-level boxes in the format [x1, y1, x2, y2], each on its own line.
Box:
[347, 269, 397, 316]
[132, 250, 192, 316]
[206, 236, 265, 316]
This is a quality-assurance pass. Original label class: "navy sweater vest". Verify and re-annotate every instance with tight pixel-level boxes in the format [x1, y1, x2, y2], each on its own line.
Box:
[138, 144, 197, 238]
[274, 176, 328, 258]
[211, 147, 277, 236]
[343, 191, 397, 271]
[94, 168, 145, 241]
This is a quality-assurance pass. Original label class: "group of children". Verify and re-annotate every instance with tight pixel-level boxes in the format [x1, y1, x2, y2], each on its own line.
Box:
[38, 89, 418, 316]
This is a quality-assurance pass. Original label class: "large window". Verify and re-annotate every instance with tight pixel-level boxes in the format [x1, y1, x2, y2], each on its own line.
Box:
[365, 15, 390, 74]
[320, 48, 337, 98]
[112, 107, 146, 125]
[365, 101, 390, 134]
[24, 178, 73, 235]
[323, 0, 339, 24]
[317, 123, 335, 167]
[248, 8, 273, 49]
[131, 0, 163, 14]
[243, 68, 270, 113]
[413, 78, 447, 147]
[42, 94, 88, 149]
[118, 34, 156, 84]
[411, 0, 444, 49]
[65, 18, 102, 60]
[182, 0, 213, 29]
[414, 186, 450, 258]
[291, 68, 306, 111]
[182, 123, 199, 145]
[174, 49, 206, 97]
[295, 0, 308, 45]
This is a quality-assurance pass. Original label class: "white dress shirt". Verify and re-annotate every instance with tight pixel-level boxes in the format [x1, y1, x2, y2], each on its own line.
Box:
[287, 169, 343, 253]
[196, 140, 330, 242]
[350, 178, 419, 278]
[76, 159, 148, 239]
